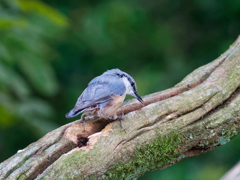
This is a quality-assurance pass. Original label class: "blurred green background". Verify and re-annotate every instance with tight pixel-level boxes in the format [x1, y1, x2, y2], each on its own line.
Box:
[0, 0, 240, 179]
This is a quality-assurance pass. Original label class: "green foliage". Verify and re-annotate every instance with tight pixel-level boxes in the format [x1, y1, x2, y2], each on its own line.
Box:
[17, 0, 68, 27]
[0, 18, 27, 29]
[0, 0, 68, 142]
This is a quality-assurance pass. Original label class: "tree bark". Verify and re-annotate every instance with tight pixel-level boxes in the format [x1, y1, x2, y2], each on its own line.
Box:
[1, 36, 240, 180]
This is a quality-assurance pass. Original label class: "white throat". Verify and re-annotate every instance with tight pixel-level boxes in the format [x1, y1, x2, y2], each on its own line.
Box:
[122, 76, 133, 95]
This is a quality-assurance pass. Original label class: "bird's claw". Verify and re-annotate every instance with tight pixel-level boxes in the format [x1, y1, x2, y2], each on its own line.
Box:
[79, 114, 86, 132]
[118, 113, 126, 133]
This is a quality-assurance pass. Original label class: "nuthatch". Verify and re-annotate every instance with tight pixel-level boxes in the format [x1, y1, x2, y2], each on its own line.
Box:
[65, 68, 143, 130]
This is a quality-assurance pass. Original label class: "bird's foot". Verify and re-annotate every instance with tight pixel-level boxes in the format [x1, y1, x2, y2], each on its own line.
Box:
[117, 113, 126, 133]
[79, 114, 86, 132]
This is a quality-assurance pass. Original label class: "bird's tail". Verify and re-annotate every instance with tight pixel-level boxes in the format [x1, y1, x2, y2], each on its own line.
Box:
[65, 108, 83, 118]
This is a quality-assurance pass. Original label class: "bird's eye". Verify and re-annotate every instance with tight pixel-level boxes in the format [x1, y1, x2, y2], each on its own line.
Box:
[131, 83, 134, 86]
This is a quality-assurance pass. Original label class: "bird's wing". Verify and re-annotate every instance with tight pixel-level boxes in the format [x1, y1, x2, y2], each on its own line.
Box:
[73, 77, 126, 112]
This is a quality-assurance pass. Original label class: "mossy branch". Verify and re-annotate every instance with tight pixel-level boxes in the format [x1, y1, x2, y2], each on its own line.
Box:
[1, 36, 240, 180]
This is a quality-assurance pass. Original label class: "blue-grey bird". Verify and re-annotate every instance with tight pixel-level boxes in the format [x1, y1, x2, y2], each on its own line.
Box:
[65, 68, 143, 130]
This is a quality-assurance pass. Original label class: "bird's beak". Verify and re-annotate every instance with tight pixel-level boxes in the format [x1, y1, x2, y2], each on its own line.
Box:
[134, 91, 144, 103]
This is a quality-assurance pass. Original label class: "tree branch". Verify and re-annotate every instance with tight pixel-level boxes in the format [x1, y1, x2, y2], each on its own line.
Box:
[1, 36, 240, 180]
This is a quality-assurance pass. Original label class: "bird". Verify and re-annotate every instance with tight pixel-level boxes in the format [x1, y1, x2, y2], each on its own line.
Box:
[65, 68, 143, 131]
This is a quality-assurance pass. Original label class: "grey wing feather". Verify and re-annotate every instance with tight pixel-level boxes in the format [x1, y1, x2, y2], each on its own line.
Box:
[74, 76, 126, 112]
[107, 77, 126, 95]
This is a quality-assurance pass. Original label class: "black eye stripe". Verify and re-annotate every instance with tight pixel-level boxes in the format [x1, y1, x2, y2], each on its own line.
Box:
[118, 73, 135, 88]
[116, 73, 124, 78]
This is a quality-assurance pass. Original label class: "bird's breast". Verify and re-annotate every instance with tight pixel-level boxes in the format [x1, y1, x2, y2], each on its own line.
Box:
[98, 93, 126, 119]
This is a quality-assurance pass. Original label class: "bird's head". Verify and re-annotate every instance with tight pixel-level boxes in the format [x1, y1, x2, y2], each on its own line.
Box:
[103, 68, 144, 103]
[121, 75, 144, 103]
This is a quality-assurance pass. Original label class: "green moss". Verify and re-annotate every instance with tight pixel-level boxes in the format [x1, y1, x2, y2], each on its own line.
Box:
[17, 170, 29, 180]
[6, 156, 29, 179]
[89, 175, 95, 180]
[18, 175, 25, 180]
[101, 132, 181, 180]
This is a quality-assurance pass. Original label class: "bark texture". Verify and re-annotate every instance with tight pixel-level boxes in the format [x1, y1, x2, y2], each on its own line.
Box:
[1, 36, 240, 180]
